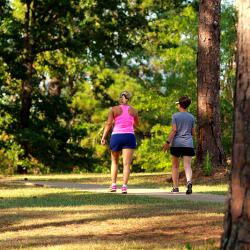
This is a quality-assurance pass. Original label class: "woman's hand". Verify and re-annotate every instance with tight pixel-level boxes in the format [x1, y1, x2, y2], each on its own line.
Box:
[101, 108, 113, 146]
[101, 138, 106, 145]
[162, 143, 170, 152]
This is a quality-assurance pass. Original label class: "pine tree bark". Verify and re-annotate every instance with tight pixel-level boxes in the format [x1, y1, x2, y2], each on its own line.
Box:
[197, 0, 226, 169]
[221, 0, 250, 249]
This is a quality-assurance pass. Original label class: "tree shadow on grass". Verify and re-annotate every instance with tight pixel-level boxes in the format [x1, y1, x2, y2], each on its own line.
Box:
[0, 206, 187, 233]
[0, 212, 222, 250]
[0, 191, 224, 235]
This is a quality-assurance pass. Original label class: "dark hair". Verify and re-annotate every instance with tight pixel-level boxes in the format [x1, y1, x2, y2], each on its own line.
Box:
[178, 96, 191, 109]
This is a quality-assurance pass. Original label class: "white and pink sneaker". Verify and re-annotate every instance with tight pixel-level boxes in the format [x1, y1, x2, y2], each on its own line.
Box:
[121, 185, 127, 194]
[109, 184, 117, 192]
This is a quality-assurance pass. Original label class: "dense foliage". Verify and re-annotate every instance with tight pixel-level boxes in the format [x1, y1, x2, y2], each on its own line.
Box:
[0, 0, 236, 174]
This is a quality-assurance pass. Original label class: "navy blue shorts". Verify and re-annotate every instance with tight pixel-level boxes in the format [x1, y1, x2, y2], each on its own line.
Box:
[110, 133, 136, 152]
[170, 147, 195, 157]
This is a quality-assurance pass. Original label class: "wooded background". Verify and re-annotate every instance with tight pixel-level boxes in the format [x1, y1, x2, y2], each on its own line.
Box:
[0, 0, 236, 174]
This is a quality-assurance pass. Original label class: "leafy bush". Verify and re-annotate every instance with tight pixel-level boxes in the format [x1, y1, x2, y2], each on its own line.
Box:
[134, 125, 172, 172]
[203, 151, 213, 176]
[0, 136, 24, 175]
[20, 157, 50, 174]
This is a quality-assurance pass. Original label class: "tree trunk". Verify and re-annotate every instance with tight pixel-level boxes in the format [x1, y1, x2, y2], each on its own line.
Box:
[20, 0, 33, 129]
[221, 0, 250, 249]
[20, 0, 36, 161]
[197, 0, 226, 169]
[20, 0, 35, 129]
[21, 69, 33, 129]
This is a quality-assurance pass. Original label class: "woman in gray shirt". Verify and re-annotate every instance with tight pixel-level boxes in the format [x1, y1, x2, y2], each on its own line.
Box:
[163, 96, 195, 194]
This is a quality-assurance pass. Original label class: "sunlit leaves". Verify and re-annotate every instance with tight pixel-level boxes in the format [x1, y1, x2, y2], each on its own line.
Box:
[0, 0, 236, 173]
[11, 0, 25, 22]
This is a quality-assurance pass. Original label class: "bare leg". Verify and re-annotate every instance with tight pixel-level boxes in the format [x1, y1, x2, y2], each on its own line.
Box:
[183, 156, 192, 183]
[122, 148, 134, 185]
[111, 151, 120, 184]
[172, 156, 179, 188]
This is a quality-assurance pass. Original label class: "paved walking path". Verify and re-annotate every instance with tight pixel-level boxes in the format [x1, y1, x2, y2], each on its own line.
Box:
[19, 180, 227, 203]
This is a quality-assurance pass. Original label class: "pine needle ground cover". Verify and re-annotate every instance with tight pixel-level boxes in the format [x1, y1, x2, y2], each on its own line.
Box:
[0, 175, 227, 250]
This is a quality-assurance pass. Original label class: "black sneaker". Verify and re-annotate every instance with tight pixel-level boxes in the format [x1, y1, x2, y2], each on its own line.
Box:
[171, 187, 179, 193]
[186, 182, 192, 195]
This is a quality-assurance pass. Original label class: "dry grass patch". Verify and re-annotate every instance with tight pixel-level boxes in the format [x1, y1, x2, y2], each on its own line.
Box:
[0, 180, 224, 250]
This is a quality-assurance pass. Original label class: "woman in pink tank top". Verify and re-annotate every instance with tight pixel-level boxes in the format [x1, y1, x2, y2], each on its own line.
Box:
[101, 91, 139, 194]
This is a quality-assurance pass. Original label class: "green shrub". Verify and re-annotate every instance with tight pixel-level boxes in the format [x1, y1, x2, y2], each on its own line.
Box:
[0, 138, 24, 175]
[203, 151, 213, 176]
[134, 125, 172, 172]
[20, 157, 50, 174]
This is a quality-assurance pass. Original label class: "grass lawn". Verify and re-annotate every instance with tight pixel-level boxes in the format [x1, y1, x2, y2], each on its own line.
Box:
[0, 174, 228, 250]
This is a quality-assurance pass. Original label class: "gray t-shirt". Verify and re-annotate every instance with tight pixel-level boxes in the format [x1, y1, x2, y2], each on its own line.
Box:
[171, 112, 195, 148]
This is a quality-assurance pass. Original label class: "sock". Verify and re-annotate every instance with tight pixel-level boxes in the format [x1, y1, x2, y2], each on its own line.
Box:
[122, 184, 127, 187]
[112, 183, 116, 186]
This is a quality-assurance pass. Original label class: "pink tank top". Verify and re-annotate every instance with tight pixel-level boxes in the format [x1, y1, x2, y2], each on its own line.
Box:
[112, 105, 135, 134]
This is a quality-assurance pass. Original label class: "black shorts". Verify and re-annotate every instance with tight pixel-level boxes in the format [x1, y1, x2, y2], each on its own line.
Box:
[170, 147, 195, 157]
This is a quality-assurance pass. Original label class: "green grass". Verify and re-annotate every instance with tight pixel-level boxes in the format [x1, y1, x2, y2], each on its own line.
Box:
[0, 176, 226, 250]
[191, 184, 228, 195]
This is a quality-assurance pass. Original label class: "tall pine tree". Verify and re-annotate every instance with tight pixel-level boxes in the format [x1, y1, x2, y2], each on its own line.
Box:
[196, 0, 226, 170]
[221, 0, 250, 248]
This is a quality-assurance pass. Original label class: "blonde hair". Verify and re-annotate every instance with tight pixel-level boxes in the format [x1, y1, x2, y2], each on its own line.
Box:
[119, 90, 132, 100]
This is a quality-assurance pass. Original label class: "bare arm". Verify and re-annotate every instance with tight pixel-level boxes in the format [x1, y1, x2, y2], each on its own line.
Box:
[191, 126, 196, 146]
[134, 112, 139, 128]
[101, 108, 114, 145]
[129, 106, 139, 128]
[191, 127, 195, 137]
[162, 124, 177, 152]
